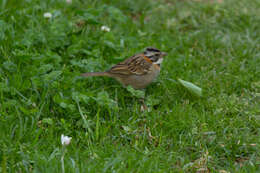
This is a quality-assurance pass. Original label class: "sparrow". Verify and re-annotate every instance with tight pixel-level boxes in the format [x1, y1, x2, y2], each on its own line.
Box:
[81, 47, 167, 89]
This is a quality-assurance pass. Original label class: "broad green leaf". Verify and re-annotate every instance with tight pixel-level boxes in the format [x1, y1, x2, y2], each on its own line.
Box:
[38, 64, 53, 74]
[3, 61, 17, 72]
[43, 70, 62, 83]
[42, 118, 53, 125]
[94, 91, 117, 109]
[72, 91, 90, 104]
[178, 79, 202, 97]
[127, 86, 145, 98]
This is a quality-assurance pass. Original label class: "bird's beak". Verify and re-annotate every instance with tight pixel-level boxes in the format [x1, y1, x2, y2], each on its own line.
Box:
[161, 52, 167, 57]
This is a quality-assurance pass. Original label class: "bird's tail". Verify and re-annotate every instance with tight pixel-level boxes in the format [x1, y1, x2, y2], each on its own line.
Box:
[80, 72, 110, 77]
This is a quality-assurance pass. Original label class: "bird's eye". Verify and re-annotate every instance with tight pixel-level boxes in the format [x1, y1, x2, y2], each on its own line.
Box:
[150, 55, 159, 62]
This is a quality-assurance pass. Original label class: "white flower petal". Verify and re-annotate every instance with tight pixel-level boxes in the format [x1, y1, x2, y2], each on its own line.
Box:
[61, 134, 72, 146]
[44, 12, 52, 19]
[101, 25, 110, 32]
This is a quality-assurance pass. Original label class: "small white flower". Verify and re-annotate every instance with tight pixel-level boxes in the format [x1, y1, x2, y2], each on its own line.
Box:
[101, 25, 110, 32]
[44, 12, 52, 19]
[66, 0, 72, 3]
[61, 134, 72, 146]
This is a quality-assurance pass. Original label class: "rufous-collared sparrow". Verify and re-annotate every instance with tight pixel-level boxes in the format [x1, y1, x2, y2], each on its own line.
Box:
[81, 47, 167, 89]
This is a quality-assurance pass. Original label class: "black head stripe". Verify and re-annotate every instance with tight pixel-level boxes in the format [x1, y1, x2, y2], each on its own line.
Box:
[145, 47, 161, 52]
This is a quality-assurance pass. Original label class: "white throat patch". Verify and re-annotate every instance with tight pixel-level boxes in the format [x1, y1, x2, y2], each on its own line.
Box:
[154, 58, 163, 65]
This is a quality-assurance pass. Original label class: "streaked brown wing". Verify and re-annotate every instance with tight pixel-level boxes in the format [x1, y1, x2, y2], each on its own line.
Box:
[108, 54, 152, 75]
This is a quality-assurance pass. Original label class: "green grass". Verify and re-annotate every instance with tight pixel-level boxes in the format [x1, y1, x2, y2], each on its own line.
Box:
[0, 0, 260, 172]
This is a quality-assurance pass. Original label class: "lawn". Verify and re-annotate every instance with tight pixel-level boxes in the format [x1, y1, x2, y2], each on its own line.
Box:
[0, 0, 259, 172]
